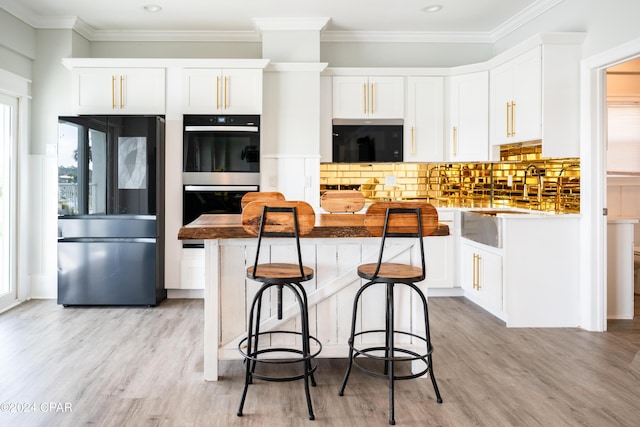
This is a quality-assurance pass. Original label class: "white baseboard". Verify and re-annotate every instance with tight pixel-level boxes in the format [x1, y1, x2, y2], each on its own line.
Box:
[167, 289, 204, 299]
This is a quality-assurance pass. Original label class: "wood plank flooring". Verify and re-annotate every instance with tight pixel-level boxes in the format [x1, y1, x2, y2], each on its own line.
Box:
[1, 296, 639, 426]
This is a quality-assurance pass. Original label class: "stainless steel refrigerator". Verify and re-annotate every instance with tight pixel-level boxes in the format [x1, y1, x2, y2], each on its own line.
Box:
[57, 115, 166, 306]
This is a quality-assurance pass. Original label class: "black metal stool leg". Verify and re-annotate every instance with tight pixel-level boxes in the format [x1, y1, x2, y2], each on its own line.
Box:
[293, 282, 317, 387]
[420, 289, 443, 404]
[338, 282, 370, 396]
[387, 282, 396, 426]
[238, 286, 264, 417]
[286, 283, 315, 421]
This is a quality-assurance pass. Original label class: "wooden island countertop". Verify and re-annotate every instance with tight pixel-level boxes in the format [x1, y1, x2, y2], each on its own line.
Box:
[178, 213, 450, 240]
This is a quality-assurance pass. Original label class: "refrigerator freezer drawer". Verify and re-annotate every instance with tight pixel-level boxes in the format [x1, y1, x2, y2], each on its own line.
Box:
[58, 239, 159, 306]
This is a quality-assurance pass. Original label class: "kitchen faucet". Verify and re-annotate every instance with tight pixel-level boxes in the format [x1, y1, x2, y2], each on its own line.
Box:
[523, 164, 542, 204]
[555, 164, 580, 213]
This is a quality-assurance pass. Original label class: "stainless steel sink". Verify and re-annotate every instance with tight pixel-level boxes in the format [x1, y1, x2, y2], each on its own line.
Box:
[461, 210, 516, 248]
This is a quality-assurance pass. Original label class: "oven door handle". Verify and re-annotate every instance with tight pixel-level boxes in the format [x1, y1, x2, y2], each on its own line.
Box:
[184, 126, 259, 132]
[184, 185, 259, 192]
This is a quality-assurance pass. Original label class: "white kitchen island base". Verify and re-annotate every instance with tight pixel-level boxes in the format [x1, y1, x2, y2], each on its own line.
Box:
[202, 236, 453, 381]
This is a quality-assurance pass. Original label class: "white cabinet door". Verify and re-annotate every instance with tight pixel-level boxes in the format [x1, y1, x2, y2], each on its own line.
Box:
[405, 77, 444, 162]
[449, 72, 489, 162]
[424, 235, 454, 287]
[332, 76, 404, 119]
[490, 46, 542, 147]
[460, 239, 503, 312]
[72, 68, 166, 114]
[182, 68, 263, 114]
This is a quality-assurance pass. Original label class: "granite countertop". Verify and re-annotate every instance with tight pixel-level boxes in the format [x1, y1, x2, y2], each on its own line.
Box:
[178, 213, 450, 240]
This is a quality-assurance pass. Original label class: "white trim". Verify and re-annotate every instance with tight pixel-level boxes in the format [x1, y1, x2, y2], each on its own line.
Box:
[61, 57, 270, 70]
[580, 35, 640, 331]
[265, 63, 328, 73]
[253, 17, 330, 33]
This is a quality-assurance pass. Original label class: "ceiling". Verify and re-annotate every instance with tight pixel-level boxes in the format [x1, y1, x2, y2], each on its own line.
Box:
[0, 0, 565, 42]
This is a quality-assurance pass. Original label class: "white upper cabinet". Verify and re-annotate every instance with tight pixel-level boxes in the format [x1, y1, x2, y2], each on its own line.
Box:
[405, 77, 444, 162]
[332, 76, 404, 119]
[448, 71, 489, 162]
[489, 37, 583, 158]
[71, 68, 166, 115]
[490, 47, 542, 147]
[182, 68, 263, 114]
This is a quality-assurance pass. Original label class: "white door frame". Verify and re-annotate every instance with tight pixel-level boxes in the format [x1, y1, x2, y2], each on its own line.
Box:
[581, 37, 640, 331]
[0, 93, 18, 311]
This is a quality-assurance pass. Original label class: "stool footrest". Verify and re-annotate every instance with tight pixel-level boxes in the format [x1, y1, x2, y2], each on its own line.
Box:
[238, 330, 322, 383]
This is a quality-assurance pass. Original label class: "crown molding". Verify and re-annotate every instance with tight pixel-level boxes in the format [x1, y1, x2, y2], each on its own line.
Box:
[87, 30, 262, 43]
[0, 0, 563, 44]
[490, 0, 565, 42]
[253, 17, 330, 33]
[321, 31, 493, 44]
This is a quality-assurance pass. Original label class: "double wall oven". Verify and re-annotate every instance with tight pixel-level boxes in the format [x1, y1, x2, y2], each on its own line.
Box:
[183, 114, 260, 247]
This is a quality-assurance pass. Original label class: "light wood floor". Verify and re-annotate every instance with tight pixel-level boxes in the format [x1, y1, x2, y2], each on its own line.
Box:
[1, 296, 639, 427]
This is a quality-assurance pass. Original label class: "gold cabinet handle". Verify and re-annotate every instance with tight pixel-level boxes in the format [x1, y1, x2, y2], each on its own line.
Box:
[119, 75, 124, 109]
[224, 76, 228, 110]
[111, 75, 116, 109]
[370, 83, 374, 115]
[411, 126, 415, 156]
[453, 126, 458, 157]
[476, 254, 482, 290]
[505, 102, 510, 137]
[472, 253, 478, 289]
[363, 82, 367, 114]
[216, 76, 220, 110]
[511, 101, 516, 136]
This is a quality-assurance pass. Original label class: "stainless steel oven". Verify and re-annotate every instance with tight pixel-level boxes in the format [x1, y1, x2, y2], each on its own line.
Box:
[182, 114, 260, 247]
[183, 114, 260, 185]
[182, 184, 259, 248]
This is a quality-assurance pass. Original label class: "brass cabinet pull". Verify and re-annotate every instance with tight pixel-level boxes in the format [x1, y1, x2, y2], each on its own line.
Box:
[119, 75, 124, 109]
[505, 102, 510, 137]
[111, 75, 116, 109]
[453, 126, 458, 157]
[472, 253, 482, 290]
[363, 83, 367, 114]
[411, 126, 415, 156]
[370, 83, 374, 114]
[224, 76, 228, 110]
[216, 76, 220, 110]
[476, 254, 482, 289]
[511, 101, 516, 136]
[471, 254, 478, 289]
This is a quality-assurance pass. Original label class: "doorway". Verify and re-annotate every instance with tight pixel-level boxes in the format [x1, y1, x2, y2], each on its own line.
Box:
[582, 37, 640, 331]
[0, 93, 18, 312]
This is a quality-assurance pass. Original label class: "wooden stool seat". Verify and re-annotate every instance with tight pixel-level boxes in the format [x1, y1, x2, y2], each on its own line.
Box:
[247, 263, 314, 282]
[357, 263, 424, 281]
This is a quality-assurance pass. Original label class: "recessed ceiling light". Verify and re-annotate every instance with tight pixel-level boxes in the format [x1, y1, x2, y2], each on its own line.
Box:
[422, 4, 443, 13]
[143, 4, 163, 13]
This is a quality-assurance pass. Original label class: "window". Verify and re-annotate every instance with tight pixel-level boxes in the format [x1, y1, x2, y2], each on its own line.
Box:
[607, 105, 640, 174]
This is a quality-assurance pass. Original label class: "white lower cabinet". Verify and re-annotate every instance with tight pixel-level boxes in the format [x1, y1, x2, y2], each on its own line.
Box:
[180, 248, 206, 289]
[424, 235, 454, 288]
[460, 238, 503, 315]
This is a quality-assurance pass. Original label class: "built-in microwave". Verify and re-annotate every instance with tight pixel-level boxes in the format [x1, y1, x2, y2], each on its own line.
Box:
[332, 119, 403, 163]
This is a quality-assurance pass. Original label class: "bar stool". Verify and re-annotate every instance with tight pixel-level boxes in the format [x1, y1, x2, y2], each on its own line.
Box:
[338, 201, 443, 425]
[237, 200, 322, 420]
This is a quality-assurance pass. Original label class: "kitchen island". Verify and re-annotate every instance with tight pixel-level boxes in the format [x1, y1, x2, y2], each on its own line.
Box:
[179, 213, 450, 381]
